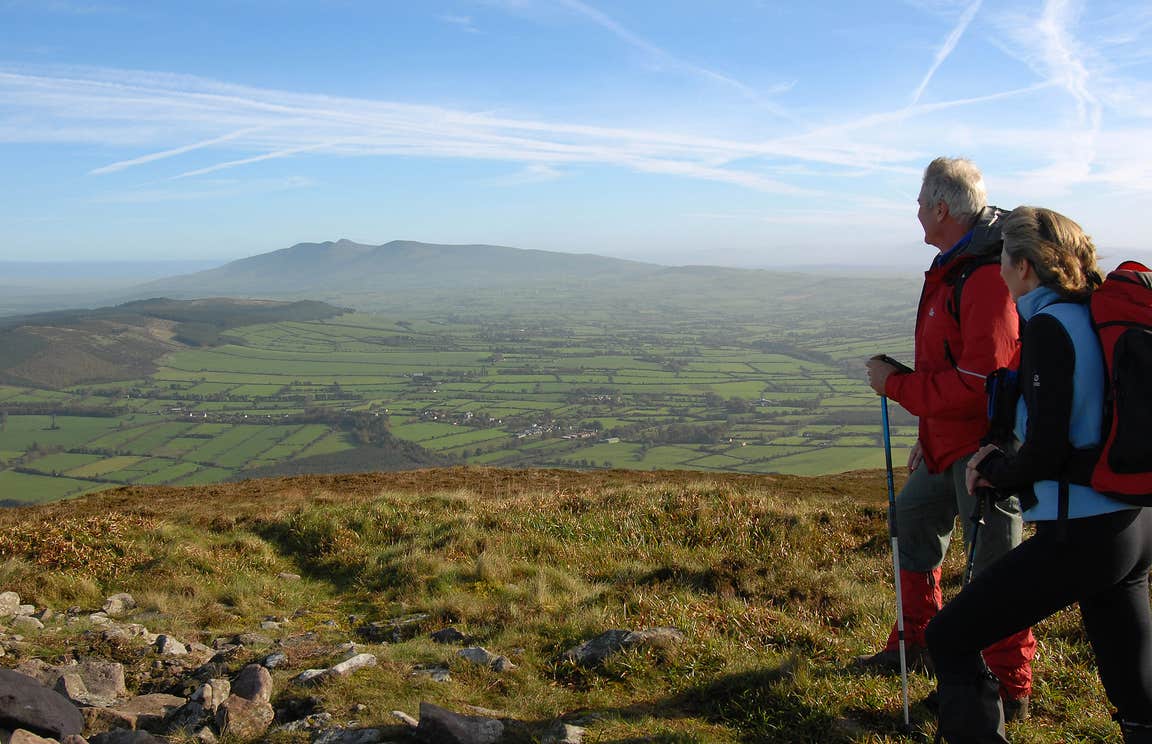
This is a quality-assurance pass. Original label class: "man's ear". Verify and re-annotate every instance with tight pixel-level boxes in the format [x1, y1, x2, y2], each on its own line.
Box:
[935, 201, 949, 223]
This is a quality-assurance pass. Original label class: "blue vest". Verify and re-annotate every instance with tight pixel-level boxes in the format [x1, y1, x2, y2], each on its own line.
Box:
[1014, 286, 1132, 521]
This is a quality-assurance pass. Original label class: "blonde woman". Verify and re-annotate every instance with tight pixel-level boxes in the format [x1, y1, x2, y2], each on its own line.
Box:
[925, 206, 1152, 743]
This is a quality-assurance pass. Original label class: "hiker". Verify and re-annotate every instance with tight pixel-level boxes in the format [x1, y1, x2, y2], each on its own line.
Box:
[926, 207, 1152, 743]
[861, 157, 1035, 716]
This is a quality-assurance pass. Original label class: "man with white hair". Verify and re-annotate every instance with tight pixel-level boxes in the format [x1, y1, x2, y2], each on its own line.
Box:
[862, 157, 1036, 719]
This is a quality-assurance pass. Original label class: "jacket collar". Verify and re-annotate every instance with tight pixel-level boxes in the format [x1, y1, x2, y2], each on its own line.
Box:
[1016, 285, 1063, 321]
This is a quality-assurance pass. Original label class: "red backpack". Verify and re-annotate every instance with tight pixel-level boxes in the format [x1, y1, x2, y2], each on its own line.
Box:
[1089, 260, 1152, 503]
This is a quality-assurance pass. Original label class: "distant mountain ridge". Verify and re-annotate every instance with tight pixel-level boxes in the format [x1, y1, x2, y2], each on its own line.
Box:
[139, 239, 664, 297]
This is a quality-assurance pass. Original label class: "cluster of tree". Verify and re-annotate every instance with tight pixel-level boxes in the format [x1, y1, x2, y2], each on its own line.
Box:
[0, 405, 119, 418]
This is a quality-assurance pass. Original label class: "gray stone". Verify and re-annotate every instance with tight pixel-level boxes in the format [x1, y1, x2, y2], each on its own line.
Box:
[231, 664, 273, 703]
[623, 626, 687, 650]
[11, 616, 44, 632]
[491, 656, 516, 673]
[114, 694, 185, 733]
[233, 632, 272, 647]
[33, 608, 55, 623]
[542, 720, 586, 744]
[10, 730, 57, 744]
[277, 572, 301, 580]
[163, 701, 208, 734]
[89, 731, 160, 744]
[262, 651, 288, 669]
[391, 710, 419, 728]
[326, 653, 376, 678]
[359, 613, 428, 643]
[292, 669, 327, 685]
[54, 672, 115, 708]
[314, 727, 386, 744]
[274, 711, 332, 732]
[430, 627, 467, 644]
[214, 695, 274, 740]
[101, 595, 136, 617]
[15, 605, 35, 616]
[0, 591, 20, 617]
[457, 647, 496, 666]
[192, 726, 217, 744]
[154, 635, 187, 656]
[415, 702, 503, 744]
[410, 665, 451, 683]
[559, 629, 631, 666]
[189, 679, 230, 712]
[260, 620, 281, 630]
[87, 613, 112, 626]
[0, 669, 84, 739]
[80, 705, 137, 736]
[73, 660, 127, 702]
[11, 659, 53, 685]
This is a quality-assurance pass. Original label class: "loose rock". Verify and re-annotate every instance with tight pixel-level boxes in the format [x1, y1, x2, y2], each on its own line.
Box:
[9, 730, 57, 744]
[314, 727, 386, 744]
[458, 647, 515, 672]
[415, 702, 503, 744]
[215, 694, 274, 740]
[0, 591, 20, 617]
[154, 635, 187, 656]
[11, 616, 44, 632]
[430, 627, 466, 644]
[231, 664, 273, 703]
[114, 693, 185, 733]
[262, 651, 288, 669]
[0, 669, 85, 739]
[327, 653, 377, 678]
[102, 595, 136, 617]
[542, 720, 586, 744]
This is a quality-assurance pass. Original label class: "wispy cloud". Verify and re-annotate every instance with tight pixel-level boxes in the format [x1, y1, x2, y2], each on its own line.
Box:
[910, 0, 982, 104]
[1, 55, 1144, 200]
[552, 0, 797, 119]
[438, 13, 479, 33]
[90, 127, 262, 175]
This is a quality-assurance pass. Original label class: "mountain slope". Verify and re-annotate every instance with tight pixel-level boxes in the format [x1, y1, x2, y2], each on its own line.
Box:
[139, 239, 664, 296]
[0, 467, 1115, 742]
[0, 298, 347, 387]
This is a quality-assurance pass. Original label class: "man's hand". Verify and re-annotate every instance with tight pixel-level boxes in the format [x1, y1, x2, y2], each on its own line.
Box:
[965, 443, 1000, 495]
[865, 357, 899, 396]
[907, 439, 923, 473]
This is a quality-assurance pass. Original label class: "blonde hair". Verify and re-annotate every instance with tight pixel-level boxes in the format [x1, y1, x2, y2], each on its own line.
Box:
[922, 157, 987, 224]
[1002, 206, 1103, 300]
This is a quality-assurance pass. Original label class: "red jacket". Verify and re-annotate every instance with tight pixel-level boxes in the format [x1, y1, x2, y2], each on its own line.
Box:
[885, 253, 1019, 473]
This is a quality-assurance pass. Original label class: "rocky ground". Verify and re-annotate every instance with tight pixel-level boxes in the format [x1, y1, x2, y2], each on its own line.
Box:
[0, 589, 682, 744]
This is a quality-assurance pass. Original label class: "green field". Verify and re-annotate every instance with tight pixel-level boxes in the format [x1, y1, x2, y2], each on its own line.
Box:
[0, 277, 925, 504]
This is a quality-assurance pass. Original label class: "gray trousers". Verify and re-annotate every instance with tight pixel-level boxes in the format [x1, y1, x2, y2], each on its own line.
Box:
[896, 453, 1024, 575]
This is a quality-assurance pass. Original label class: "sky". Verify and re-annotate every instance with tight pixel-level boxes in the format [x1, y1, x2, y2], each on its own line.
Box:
[2, 0, 1150, 268]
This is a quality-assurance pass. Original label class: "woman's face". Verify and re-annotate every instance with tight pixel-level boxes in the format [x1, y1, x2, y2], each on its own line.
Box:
[1000, 245, 1033, 300]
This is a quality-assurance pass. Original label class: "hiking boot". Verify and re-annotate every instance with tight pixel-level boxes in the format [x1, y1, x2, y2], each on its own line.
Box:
[1003, 696, 1030, 722]
[851, 645, 932, 675]
[936, 669, 1009, 743]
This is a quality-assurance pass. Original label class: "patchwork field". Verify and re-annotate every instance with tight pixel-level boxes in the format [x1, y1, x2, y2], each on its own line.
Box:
[0, 275, 924, 503]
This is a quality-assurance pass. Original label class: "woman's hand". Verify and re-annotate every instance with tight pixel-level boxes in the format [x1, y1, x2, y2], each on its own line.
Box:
[965, 443, 1000, 495]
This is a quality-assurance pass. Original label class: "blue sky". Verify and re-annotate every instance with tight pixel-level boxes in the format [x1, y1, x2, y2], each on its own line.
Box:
[2, 0, 1150, 267]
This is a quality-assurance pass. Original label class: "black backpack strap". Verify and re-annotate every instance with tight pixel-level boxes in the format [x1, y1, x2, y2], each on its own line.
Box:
[947, 254, 1001, 324]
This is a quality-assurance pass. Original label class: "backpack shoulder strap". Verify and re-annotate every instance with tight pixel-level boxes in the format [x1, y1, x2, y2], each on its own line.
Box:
[946, 256, 1000, 324]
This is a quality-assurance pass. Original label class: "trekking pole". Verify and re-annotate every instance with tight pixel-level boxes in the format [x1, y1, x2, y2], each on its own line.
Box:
[962, 487, 991, 586]
[881, 396, 911, 729]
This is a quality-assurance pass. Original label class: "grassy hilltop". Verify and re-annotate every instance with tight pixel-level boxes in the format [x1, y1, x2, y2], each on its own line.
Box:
[0, 468, 1119, 742]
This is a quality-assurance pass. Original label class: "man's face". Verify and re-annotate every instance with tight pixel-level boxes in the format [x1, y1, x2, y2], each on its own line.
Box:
[917, 185, 942, 248]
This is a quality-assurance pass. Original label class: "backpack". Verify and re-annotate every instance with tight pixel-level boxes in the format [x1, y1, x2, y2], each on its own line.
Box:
[983, 260, 1152, 511]
[1087, 260, 1152, 503]
[944, 206, 1007, 325]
